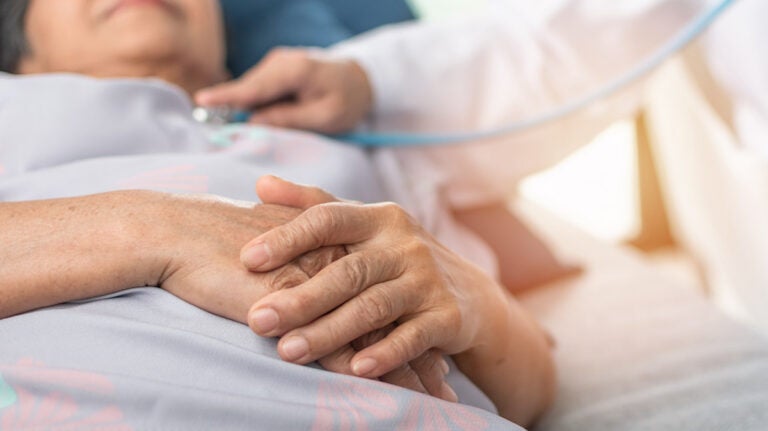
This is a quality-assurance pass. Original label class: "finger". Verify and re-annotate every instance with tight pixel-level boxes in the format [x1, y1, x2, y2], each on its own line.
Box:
[250, 98, 346, 134]
[316, 344, 360, 376]
[274, 278, 421, 365]
[355, 328, 428, 395]
[240, 203, 383, 271]
[318, 330, 429, 396]
[255, 175, 339, 209]
[379, 363, 429, 396]
[248, 248, 407, 337]
[350, 314, 455, 379]
[195, 48, 310, 109]
[408, 351, 458, 403]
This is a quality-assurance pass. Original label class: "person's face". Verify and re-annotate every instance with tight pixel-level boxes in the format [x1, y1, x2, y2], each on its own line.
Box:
[19, 0, 227, 90]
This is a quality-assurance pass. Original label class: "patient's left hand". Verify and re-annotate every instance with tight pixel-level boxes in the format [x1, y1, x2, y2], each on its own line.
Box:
[242, 177, 508, 398]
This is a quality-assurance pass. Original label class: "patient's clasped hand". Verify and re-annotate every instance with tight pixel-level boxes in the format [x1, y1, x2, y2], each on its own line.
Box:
[0, 0, 553, 427]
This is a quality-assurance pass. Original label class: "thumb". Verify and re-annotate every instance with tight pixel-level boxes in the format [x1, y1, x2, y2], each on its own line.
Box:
[256, 175, 339, 209]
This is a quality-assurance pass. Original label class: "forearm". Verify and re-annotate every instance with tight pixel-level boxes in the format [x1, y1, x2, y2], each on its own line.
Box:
[0, 191, 162, 318]
[452, 291, 555, 425]
[452, 204, 556, 424]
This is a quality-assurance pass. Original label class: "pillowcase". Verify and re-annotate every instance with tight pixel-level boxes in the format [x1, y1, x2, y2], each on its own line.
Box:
[220, 0, 415, 77]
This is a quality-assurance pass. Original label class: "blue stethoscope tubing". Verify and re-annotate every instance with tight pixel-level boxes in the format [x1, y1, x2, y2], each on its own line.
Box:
[337, 0, 737, 148]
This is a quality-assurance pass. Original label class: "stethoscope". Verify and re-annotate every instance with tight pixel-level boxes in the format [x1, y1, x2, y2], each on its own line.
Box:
[194, 0, 736, 148]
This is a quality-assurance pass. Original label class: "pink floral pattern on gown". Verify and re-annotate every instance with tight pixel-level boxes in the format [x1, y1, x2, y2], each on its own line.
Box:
[0, 359, 133, 431]
[313, 376, 490, 431]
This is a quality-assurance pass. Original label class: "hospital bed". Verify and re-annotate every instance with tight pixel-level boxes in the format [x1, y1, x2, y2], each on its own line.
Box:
[2, 1, 767, 429]
[513, 199, 768, 430]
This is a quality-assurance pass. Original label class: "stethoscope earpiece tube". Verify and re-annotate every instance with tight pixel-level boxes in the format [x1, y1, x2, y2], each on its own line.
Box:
[195, 0, 736, 148]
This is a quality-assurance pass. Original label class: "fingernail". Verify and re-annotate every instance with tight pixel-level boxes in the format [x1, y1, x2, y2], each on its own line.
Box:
[440, 358, 450, 375]
[250, 308, 279, 334]
[281, 336, 309, 362]
[352, 358, 378, 377]
[441, 382, 459, 403]
[242, 242, 271, 270]
[195, 90, 212, 104]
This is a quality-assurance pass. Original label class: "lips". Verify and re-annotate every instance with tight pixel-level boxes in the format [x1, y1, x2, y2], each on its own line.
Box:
[103, 0, 178, 19]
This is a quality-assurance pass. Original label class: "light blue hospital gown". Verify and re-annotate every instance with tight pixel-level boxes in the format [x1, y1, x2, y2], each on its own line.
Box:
[0, 73, 523, 430]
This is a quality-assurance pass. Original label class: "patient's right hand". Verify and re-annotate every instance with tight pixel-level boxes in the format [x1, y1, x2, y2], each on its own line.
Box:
[147, 192, 329, 323]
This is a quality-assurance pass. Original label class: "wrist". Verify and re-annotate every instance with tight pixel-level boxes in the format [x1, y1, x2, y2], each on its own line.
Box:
[108, 190, 176, 288]
[453, 292, 556, 424]
[350, 60, 374, 119]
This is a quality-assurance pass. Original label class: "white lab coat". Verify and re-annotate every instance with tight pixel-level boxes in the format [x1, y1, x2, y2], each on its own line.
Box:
[330, 0, 713, 209]
[644, 0, 768, 332]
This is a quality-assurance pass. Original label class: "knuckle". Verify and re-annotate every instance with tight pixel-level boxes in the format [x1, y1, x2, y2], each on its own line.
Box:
[280, 290, 313, 314]
[336, 255, 368, 289]
[296, 245, 344, 278]
[381, 202, 408, 223]
[306, 205, 337, 231]
[320, 319, 356, 352]
[283, 211, 328, 251]
[440, 307, 463, 337]
[352, 326, 391, 350]
[384, 364, 418, 386]
[405, 238, 432, 259]
[318, 349, 354, 374]
[356, 290, 395, 328]
[267, 266, 308, 292]
[422, 351, 445, 375]
[388, 329, 426, 364]
[401, 239, 437, 274]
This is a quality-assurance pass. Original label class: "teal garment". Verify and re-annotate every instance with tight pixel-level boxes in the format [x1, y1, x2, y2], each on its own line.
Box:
[220, 0, 415, 77]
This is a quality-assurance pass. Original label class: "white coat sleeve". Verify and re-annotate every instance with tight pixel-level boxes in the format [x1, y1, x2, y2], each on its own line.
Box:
[329, 0, 711, 209]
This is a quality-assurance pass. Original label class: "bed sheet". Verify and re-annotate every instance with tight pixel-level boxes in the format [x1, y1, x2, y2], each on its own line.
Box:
[514, 200, 768, 431]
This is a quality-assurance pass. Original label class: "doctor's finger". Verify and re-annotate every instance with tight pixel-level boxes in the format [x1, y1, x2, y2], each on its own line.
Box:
[317, 333, 443, 398]
[250, 97, 350, 134]
[248, 248, 407, 337]
[195, 48, 311, 109]
[241, 203, 382, 272]
[351, 314, 457, 380]
[407, 350, 457, 403]
[275, 278, 421, 365]
[354, 332, 452, 401]
[352, 328, 432, 396]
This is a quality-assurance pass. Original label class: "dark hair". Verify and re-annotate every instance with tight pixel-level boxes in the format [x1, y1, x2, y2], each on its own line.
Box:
[0, 0, 29, 73]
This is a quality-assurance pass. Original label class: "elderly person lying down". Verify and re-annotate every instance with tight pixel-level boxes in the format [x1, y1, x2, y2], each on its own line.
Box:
[0, 0, 554, 429]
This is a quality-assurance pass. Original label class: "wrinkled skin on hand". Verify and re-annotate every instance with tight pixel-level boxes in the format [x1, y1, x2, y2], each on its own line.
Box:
[195, 48, 373, 134]
[144, 191, 447, 398]
[150, 195, 343, 323]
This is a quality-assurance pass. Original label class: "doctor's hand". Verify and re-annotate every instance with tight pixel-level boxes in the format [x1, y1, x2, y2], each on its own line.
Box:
[195, 48, 373, 134]
[247, 176, 457, 402]
[242, 177, 508, 400]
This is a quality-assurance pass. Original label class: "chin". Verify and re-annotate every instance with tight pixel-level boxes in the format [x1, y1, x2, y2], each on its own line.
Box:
[99, 8, 185, 58]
